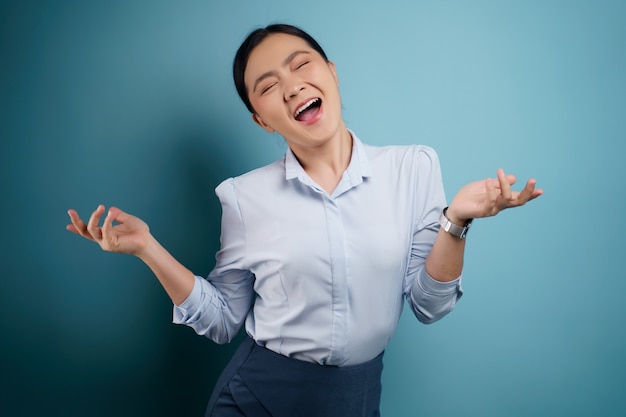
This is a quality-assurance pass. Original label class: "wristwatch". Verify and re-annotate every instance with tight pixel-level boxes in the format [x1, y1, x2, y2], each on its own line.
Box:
[439, 207, 472, 239]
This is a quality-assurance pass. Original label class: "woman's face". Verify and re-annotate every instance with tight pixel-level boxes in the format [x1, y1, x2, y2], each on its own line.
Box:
[244, 33, 344, 150]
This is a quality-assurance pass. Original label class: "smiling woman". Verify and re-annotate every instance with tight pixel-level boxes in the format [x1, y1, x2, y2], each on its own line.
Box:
[67, 23, 543, 417]
[242, 31, 348, 193]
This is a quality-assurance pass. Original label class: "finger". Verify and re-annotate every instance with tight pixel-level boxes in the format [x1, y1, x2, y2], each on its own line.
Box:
[101, 207, 124, 238]
[497, 169, 512, 202]
[67, 209, 92, 239]
[526, 180, 544, 201]
[530, 186, 544, 199]
[492, 174, 516, 190]
[66, 223, 81, 235]
[485, 177, 497, 203]
[485, 176, 493, 192]
[101, 208, 112, 234]
[516, 178, 537, 204]
[86, 205, 105, 240]
[66, 223, 86, 236]
[107, 206, 129, 224]
[507, 174, 517, 186]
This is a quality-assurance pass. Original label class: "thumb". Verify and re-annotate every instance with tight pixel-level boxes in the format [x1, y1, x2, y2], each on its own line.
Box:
[107, 206, 130, 223]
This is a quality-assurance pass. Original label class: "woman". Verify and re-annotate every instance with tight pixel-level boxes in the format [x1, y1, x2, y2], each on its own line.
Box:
[67, 24, 542, 416]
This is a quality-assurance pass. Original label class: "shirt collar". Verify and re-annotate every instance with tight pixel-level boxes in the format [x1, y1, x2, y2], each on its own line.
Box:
[284, 130, 372, 187]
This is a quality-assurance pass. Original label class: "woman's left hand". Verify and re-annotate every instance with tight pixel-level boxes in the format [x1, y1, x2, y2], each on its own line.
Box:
[446, 169, 543, 224]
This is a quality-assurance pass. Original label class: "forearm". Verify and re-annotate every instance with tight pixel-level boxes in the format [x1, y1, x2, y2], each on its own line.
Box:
[408, 219, 464, 322]
[137, 235, 195, 305]
[424, 228, 466, 282]
[425, 207, 468, 282]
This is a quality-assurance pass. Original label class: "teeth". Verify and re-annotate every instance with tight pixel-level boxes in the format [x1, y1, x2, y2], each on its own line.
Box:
[295, 98, 319, 118]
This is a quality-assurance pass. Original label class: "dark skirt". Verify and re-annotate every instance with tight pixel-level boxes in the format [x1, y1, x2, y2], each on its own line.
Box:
[205, 336, 384, 417]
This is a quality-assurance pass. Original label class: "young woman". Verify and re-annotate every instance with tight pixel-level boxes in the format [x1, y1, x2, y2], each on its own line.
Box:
[67, 24, 542, 417]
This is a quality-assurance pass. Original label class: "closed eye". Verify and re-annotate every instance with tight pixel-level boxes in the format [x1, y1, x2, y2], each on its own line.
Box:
[261, 83, 277, 95]
[296, 61, 309, 70]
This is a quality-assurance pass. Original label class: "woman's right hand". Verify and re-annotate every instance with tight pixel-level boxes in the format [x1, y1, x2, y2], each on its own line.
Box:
[66, 205, 151, 256]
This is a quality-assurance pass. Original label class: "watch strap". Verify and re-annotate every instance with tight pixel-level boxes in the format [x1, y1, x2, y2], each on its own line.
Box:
[439, 207, 472, 239]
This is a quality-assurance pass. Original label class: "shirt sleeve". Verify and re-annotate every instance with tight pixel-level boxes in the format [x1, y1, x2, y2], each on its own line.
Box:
[404, 146, 463, 324]
[172, 178, 255, 343]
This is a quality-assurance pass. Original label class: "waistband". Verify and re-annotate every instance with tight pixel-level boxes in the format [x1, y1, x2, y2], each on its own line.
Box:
[206, 335, 384, 417]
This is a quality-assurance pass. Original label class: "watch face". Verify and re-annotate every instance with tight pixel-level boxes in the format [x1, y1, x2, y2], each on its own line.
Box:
[439, 209, 468, 239]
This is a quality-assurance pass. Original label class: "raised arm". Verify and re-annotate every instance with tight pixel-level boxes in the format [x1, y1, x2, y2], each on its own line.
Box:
[425, 169, 543, 282]
[67, 204, 195, 305]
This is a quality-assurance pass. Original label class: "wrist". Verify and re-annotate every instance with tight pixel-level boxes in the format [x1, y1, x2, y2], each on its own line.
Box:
[445, 206, 470, 226]
[135, 234, 159, 260]
[439, 207, 473, 239]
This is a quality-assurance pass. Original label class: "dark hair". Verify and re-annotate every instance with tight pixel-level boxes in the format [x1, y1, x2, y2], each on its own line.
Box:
[233, 24, 329, 113]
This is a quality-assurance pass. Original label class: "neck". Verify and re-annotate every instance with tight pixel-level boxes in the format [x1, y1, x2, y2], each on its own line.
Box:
[290, 126, 353, 194]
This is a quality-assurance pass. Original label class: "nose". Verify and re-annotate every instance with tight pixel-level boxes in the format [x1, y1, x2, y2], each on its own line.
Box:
[283, 79, 305, 101]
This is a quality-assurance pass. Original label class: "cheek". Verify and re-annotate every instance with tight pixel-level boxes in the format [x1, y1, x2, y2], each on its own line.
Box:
[253, 97, 288, 128]
[253, 103, 272, 122]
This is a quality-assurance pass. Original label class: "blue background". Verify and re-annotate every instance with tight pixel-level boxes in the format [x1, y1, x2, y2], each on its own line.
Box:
[2, 1, 625, 416]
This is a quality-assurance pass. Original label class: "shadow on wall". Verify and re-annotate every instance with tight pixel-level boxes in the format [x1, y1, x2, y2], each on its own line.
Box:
[1, 118, 251, 416]
[121, 123, 252, 416]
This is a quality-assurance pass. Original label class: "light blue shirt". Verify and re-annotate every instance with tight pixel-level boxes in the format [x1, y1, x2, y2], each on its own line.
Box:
[173, 131, 463, 366]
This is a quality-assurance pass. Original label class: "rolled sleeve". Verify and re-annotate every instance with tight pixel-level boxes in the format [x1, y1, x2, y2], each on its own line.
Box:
[172, 276, 204, 324]
[410, 268, 463, 324]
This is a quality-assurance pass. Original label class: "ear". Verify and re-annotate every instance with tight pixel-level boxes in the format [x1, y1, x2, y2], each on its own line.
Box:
[327, 60, 339, 86]
[252, 113, 275, 133]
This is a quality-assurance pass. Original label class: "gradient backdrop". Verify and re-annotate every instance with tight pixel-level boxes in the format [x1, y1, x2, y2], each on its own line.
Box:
[1, 1, 625, 416]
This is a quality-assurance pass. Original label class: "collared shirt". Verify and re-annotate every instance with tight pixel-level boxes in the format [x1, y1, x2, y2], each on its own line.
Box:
[173, 131, 463, 366]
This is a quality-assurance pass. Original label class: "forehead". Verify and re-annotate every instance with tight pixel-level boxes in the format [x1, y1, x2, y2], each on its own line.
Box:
[244, 33, 315, 81]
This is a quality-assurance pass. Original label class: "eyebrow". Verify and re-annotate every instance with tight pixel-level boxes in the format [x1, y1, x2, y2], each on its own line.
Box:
[252, 50, 311, 93]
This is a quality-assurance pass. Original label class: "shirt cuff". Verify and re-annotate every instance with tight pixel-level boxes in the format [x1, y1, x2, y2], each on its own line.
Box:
[172, 276, 203, 324]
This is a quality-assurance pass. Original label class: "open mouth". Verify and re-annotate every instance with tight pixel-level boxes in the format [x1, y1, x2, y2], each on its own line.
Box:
[294, 98, 322, 122]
